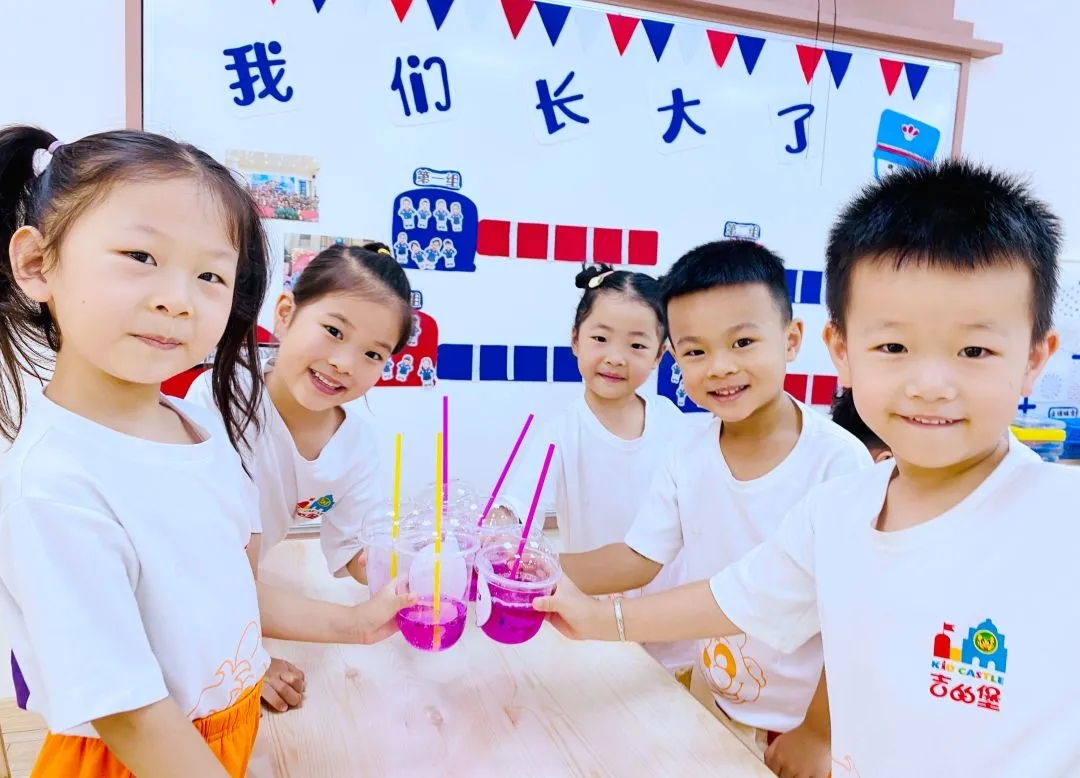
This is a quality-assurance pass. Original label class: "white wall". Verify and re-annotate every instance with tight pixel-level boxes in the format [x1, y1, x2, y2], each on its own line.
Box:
[0, 0, 1070, 700]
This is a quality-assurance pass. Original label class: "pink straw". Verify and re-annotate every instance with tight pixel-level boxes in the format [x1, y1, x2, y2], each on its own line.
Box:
[478, 414, 535, 526]
[441, 395, 449, 499]
[509, 443, 555, 580]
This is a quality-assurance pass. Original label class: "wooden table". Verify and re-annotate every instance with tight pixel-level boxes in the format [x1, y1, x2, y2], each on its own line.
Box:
[248, 540, 773, 778]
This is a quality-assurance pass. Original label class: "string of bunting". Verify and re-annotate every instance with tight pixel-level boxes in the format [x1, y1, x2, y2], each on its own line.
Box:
[267, 0, 936, 99]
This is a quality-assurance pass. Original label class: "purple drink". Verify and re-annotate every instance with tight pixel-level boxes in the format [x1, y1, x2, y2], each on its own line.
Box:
[397, 596, 468, 652]
[475, 541, 560, 645]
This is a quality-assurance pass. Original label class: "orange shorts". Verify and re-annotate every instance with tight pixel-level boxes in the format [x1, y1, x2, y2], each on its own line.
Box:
[30, 681, 262, 778]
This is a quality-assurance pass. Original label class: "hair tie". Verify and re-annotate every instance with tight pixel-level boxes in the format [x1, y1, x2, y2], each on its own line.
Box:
[47, 140, 63, 154]
[377, 247, 390, 255]
[588, 270, 615, 289]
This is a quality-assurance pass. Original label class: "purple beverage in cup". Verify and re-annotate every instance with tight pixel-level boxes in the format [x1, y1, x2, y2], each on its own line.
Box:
[393, 527, 478, 652]
[475, 539, 561, 645]
[397, 596, 468, 652]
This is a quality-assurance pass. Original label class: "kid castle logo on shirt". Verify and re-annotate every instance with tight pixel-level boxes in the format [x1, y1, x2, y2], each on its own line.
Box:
[929, 619, 1006, 712]
[295, 494, 336, 521]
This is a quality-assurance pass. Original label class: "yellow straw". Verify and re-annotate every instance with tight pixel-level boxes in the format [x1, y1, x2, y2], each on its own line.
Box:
[433, 432, 444, 649]
[389, 433, 403, 579]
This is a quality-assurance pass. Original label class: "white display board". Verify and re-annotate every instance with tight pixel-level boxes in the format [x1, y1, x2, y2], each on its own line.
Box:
[143, 0, 960, 497]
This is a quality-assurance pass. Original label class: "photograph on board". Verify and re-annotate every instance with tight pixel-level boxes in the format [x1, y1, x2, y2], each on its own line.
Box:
[227, 149, 320, 222]
[282, 233, 378, 291]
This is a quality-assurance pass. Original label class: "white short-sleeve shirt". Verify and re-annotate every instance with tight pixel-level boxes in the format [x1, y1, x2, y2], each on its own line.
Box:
[0, 393, 269, 737]
[500, 393, 698, 669]
[709, 436, 1078, 776]
[187, 369, 385, 576]
[625, 398, 873, 732]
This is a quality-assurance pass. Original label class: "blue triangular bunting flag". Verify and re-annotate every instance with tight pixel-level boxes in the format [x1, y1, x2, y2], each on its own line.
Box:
[641, 19, 674, 61]
[824, 49, 852, 88]
[312, 0, 327, 10]
[736, 35, 765, 75]
[427, 0, 454, 30]
[535, 2, 570, 46]
[905, 62, 929, 99]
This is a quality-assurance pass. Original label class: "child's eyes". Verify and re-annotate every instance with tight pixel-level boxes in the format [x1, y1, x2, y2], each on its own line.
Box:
[733, 338, 754, 349]
[682, 349, 704, 358]
[591, 335, 607, 343]
[631, 343, 650, 350]
[876, 343, 906, 354]
[960, 346, 990, 359]
[125, 251, 154, 265]
[323, 325, 343, 340]
[366, 351, 383, 362]
[198, 272, 225, 284]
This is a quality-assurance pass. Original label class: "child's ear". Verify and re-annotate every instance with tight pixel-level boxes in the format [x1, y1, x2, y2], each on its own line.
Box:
[1020, 329, 1059, 396]
[823, 322, 851, 387]
[9, 226, 52, 304]
[273, 292, 298, 336]
[570, 327, 579, 357]
[784, 318, 804, 363]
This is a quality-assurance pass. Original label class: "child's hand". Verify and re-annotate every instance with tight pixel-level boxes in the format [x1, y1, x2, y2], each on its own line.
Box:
[261, 657, 305, 713]
[764, 721, 831, 778]
[532, 576, 615, 641]
[354, 577, 416, 645]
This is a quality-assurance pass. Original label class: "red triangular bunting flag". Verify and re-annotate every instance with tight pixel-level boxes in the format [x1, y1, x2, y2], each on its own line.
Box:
[391, 0, 413, 22]
[607, 13, 639, 55]
[706, 29, 736, 68]
[500, 0, 533, 38]
[880, 58, 904, 96]
[796, 45, 824, 84]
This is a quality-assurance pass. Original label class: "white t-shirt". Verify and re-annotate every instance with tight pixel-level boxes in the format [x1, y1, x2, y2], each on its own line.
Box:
[501, 393, 697, 669]
[187, 369, 384, 576]
[710, 436, 1078, 776]
[625, 397, 873, 732]
[0, 394, 269, 737]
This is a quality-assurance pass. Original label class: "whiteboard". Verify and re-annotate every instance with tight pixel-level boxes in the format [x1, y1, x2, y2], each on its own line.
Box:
[143, 0, 960, 498]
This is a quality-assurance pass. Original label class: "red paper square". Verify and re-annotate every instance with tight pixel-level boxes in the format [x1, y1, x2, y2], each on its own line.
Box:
[627, 230, 658, 266]
[593, 228, 622, 264]
[477, 219, 511, 257]
[554, 225, 588, 262]
[810, 374, 839, 406]
[517, 222, 549, 260]
[784, 373, 809, 403]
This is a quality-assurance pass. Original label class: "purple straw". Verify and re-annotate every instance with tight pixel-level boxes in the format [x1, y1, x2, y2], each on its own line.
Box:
[441, 395, 449, 498]
[478, 414, 535, 527]
[509, 443, 555, 581]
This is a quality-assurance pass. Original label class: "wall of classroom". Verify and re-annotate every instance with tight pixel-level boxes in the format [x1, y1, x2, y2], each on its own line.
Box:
[0, 0, 1073, 697]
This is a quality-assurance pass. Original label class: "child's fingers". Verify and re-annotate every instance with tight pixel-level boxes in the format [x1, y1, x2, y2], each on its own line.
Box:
[261, 683, 290, 713]
[272, 675, 304, 708]
[532, 595, 559, 612]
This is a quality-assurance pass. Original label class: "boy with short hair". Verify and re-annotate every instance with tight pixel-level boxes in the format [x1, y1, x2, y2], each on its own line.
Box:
[559, 240, 872, 765]
[538, 160, 1074, 776]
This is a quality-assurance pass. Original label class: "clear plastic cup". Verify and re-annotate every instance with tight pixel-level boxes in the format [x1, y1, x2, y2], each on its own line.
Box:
[413, 479, 482, 517]
[394, 527, 479, 652]
[475, 537, 561, 645]
[360, 499, 421, 592]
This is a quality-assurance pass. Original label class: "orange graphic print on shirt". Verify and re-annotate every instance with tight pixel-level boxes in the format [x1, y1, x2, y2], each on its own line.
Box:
[186, 621, 267, 718]
[700, 634, 766, 704]
[831, 755, 860, 776]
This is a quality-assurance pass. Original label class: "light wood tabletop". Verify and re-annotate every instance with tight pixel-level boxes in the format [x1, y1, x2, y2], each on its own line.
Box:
[247, 539, 774, 778]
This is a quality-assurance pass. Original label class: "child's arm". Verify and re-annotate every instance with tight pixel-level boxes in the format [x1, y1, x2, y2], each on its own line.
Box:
[255, 578, 414, 645]
[559, 543, 662, 595]
[535, 495, 821, 651]
[561, 457, 683, 595]
[93, 699, 232, 777]
[763, 671, 831, 777]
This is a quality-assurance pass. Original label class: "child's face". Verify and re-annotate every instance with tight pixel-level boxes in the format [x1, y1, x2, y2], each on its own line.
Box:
[272, 291, 402, 411]
[668, 283, 801, 422]
[572, 293, 663, 402]
[11, 178, 237, 386]
[826, 260, 1057, 471]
